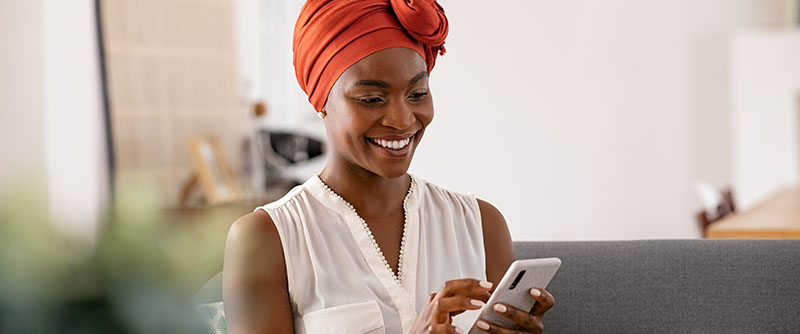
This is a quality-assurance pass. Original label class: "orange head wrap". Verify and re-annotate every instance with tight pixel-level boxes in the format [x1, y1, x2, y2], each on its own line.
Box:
[293, 0, 449, 112]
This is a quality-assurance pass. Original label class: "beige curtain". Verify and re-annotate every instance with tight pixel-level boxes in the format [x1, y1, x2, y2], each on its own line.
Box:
[100, 0, 245, 206]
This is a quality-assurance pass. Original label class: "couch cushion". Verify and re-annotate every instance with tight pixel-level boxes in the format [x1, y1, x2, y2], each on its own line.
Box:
[513, 239, 800, 333]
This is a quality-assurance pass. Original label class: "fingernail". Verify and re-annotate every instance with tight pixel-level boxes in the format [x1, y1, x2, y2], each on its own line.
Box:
[470, 299, 485, 307]
[479, 281, 493, 289]
[476, 320, 490, 330]
[493, 303, 507, 313]
[454, 326, 464, 334]
[530, 288, 542, 297]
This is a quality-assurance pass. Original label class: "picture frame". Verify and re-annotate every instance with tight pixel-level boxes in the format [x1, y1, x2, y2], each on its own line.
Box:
[186, 136, 241, 205]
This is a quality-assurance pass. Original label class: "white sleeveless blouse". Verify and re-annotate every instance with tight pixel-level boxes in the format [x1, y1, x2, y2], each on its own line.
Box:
[255, 174, 486, 334]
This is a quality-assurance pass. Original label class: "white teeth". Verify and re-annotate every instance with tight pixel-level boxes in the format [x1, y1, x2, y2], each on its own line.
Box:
[371, 137, 411, 150]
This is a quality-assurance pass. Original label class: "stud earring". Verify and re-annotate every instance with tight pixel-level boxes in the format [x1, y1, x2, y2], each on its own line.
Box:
[317, 111, 326, 119]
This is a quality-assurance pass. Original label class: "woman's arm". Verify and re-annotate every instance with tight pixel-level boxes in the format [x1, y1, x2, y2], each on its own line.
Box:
[223, 210, 294, 334]
[476, 199, 555, 334]
[478, 199, 515, 286]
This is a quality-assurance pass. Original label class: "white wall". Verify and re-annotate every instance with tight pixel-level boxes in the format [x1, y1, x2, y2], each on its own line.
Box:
[42, 0, 107, 242]
[250, 0, 320, 133]
[409, 0, 790, 240]
[682, 1, 791, 191]
[0, 0, 107, 242]
[0, 0, 47, 193]
[731, 30, 800, 209]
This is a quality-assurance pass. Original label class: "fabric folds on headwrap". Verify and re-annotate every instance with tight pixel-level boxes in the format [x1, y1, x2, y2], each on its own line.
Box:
[293, 0, 449, 112]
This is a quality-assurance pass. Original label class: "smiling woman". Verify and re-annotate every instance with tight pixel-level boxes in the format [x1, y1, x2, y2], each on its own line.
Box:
[221, 1, 554, 333]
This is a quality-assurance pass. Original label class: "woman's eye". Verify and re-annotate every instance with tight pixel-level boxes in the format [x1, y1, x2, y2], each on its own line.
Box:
[360, 97, 383, 105]
[409, 92, 428, 101]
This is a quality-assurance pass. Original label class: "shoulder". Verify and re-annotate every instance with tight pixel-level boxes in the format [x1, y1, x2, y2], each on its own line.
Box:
[415, 177, 501, 220]
[476, 199, 506, 230]
[414, 177, 504, 228]
[223, 211, 294, 333]
[260, 181, 311, 212]
[227, 210, 278, 248]
[476, 199, 512, 252]
[224, 210, 285, 279]
[414, 176, 478, 208]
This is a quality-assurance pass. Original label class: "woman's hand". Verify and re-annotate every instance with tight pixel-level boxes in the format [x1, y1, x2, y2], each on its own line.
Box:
[409, 278, 494, 334]
[474, 288, 555, 334]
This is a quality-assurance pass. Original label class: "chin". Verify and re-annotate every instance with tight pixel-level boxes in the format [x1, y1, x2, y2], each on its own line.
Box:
[370, 159, 413, 179]
[379, 169, 410, 179]
[362, 140, 417, 179]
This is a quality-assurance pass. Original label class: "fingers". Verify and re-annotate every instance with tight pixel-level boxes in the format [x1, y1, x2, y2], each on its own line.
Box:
[433, 279, 492, 304]
[489, 303, 542, 333]
[431, 295, 485, 323]
[429, 279, 493, 324]
[428, 324, 466, 334]
[475, 318, 533, 334]
[529, 288, 555, 316]
[477, 288, 554, 334]
[436, 279, 493, 297]
[435, 296, 485, 313]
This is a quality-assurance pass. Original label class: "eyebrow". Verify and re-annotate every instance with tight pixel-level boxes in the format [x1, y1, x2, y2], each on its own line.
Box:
[408, 71, 428, 85]
[350, 72, 428, 89]
[351, 79, 389, 89]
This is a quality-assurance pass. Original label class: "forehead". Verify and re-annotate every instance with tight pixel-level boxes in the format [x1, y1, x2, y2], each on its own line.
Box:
[338, 47, 427, 85]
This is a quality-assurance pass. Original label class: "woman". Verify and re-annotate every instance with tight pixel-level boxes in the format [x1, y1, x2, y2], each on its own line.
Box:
[223, 0, 554, 333]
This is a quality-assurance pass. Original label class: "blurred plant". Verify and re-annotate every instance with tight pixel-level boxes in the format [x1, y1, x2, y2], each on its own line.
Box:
[0, 177, 229, 333]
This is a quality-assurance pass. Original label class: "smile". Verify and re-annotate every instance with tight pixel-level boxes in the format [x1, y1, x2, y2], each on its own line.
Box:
[367, 136, 412, 150]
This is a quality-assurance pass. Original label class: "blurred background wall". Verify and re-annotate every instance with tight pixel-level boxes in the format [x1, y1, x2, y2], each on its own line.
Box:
[99, 0, 244, 207]
[412, 0, 794, 240]
[1, 0, 107, 242]
[1, 1, 46, 193]
[731, 30, 800, 211]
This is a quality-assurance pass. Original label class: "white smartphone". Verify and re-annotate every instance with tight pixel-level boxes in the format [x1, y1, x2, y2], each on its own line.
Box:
[468, 258, 562, 334]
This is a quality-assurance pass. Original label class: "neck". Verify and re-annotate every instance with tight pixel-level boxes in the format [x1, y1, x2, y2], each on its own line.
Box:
[318, 161, 410, 217]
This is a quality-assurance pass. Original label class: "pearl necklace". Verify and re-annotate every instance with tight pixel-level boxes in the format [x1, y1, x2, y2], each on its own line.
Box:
[315, 175, 414, 287]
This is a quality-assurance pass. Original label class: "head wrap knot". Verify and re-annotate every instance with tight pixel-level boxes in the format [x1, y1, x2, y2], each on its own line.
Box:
[293, 0, 449, 112]
[390, 0, 448, 54]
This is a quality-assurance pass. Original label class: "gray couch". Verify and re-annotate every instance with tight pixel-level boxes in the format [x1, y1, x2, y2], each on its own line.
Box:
[198, 239, 800, 333]
[515, 239, 800, 333]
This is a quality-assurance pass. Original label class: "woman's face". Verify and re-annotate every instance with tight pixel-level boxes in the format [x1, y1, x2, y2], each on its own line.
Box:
[323, 47, 434, 179]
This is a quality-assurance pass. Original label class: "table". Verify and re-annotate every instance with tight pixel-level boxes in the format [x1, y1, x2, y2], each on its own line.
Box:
[707, 187, 800, 238]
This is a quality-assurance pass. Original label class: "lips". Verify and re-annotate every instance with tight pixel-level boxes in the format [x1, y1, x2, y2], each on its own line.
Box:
[366, 133, 415, 157]
[367, 137, 411, 150]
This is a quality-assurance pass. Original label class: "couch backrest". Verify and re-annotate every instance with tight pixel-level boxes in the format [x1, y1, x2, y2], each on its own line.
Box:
[513, 239, 800, 333]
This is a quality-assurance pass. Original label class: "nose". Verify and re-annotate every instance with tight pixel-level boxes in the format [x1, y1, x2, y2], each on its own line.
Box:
[381, 99, 415, 130]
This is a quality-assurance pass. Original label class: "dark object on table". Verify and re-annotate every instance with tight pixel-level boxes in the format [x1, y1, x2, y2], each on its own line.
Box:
[267, 131, 324, 164]
[247, 129, 325, 187]
[696, 188, 736, 237]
